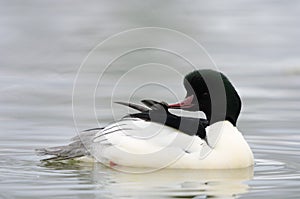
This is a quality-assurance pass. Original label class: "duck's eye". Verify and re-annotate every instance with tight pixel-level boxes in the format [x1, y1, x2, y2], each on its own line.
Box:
[203, 92, 209, 97]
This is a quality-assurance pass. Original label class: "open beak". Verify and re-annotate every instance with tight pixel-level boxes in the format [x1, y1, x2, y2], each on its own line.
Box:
[168, 95, 194, 109]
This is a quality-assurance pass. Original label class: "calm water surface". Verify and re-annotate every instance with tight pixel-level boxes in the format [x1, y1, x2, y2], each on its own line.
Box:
[1, 1, 300, 198]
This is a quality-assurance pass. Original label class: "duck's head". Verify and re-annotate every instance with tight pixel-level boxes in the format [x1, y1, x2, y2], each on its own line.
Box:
[168, 69, 241, 126]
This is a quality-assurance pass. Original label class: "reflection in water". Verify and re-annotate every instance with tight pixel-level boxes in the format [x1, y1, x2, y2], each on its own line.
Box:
[42, 161, 253, 199]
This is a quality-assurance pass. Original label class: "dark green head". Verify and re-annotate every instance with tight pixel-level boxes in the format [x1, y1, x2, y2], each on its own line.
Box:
[169, 69, 241, 126]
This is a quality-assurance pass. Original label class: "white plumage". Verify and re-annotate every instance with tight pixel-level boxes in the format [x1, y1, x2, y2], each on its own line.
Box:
[82, 118, 254, 169]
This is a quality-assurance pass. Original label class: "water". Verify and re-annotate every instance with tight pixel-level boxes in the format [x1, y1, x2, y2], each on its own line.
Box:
[1, 0, 300, 198]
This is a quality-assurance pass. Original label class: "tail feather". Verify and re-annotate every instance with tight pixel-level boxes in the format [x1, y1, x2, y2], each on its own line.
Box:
[36, 141, 84, 156]
[36, 128, 102, 161]
[36, 142, 88, 161]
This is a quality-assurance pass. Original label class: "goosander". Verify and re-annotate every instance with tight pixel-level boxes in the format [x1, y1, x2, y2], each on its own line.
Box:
[37, 69, 254, 169]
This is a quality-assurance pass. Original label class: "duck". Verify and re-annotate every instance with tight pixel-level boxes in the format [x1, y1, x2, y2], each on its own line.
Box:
[37, 69, 254, 169]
